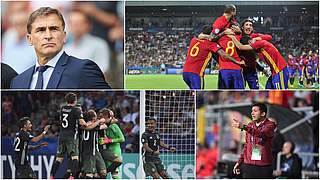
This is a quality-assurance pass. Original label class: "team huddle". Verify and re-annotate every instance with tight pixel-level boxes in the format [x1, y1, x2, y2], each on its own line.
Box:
[183, 4, 319, 89]
[14, 93, 124, 179]
[288, 52, 319, 88]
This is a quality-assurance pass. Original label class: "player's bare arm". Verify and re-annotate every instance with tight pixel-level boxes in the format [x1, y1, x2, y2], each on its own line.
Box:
[217, 49, 246, 66]
[160, 140, 176, 152]
[31, 125, 50, 142]
[80, 118, 104, 130]
[227, 35, 253, 50]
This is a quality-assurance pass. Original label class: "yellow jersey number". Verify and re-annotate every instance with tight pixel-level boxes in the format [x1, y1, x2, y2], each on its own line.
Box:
[190, 42, 200, 57]
[225, 41, 235, 56]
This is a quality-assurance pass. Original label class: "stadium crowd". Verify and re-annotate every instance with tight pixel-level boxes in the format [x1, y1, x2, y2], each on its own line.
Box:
[1, 91, 140, 153]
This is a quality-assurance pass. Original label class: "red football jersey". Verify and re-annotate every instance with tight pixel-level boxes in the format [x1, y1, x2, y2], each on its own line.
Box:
[217, 35, 242, 70]
[183, 37, 221, 76]
[212, 15, 237, 35]
[250, 40, 287, 75]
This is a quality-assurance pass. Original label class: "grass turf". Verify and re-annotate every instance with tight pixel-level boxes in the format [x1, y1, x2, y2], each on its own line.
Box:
[125, 74, 318, 90]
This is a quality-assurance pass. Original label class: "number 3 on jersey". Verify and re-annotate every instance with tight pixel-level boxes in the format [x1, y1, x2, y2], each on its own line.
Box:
[225, 41, 235, 56]
[190, 42, 200, 57]
[62, 113, 69, 128]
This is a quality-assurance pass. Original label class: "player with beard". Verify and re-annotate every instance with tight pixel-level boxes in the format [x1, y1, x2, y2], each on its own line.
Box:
[142, 117, 176, 179]
[14, 117, 50, 178]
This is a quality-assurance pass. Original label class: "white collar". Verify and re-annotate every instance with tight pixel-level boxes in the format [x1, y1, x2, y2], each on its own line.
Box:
[35, 50, 64, 69]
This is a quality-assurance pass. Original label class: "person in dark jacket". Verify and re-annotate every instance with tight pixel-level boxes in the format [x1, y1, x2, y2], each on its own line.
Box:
[1, 63, 18, 89]
[273, 141, 302, 179]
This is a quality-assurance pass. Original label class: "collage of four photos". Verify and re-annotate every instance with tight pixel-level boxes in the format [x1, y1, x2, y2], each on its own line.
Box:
[1, 0, 319, 179]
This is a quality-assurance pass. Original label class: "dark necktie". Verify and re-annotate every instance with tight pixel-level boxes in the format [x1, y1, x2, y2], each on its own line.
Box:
[35, 65, 49, 89]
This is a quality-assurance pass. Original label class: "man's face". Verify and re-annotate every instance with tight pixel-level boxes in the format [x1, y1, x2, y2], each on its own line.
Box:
[243, 21, 253, 35]
[146, 120, 156, 132]
[282, 142, 292, 155]
[251, 106, 265, 121]
[27, 14, 66, 59]
[68, 11, 90, 39]
[25, 120, 33, 132]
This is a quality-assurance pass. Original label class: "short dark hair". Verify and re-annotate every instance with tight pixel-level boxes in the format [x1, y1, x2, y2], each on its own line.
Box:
[287, 140, 296, 153]
[19, 117, 31, 128]
[252, 102, 268, 117]
[146, 117, 157, 122]
[202, 25, 212, 35]
[224, 4, 236, 14]
[84, 110, 97, 122]
[27, 7, 65, 34]
[65, 92, 77, 104]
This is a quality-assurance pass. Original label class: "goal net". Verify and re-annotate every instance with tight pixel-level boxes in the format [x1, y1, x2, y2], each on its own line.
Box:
[140, 90, 195, 179]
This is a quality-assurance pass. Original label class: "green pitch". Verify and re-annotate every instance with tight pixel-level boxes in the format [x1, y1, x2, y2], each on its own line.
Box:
[125, 74, 318, 90]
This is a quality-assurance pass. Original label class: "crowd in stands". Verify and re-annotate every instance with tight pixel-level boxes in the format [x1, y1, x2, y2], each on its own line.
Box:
[1, 91, 140, 153]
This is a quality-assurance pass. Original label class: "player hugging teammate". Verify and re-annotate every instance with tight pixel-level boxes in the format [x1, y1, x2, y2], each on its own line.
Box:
[47, 92, 124, 179]
[183, 4, 294, 89]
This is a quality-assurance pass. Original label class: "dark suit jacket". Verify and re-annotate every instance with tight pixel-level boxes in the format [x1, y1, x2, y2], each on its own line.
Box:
[1, 63, 18, 89]
[10, 52, 111, 89]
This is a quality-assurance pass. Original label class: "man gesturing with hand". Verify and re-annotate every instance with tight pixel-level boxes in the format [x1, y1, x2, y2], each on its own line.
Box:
[232, 103, 276, 178]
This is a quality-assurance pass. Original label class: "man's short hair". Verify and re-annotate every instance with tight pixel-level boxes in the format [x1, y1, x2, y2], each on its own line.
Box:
[224, 4, 236, 14]
[146, 117, 157, 122]
[84, 110, 96, 122]
[19, 117, 31, 128]
[65, 92, 77, 104]
[202, 25, 212, 35]
[252, 102, 268, 116]
[27, 7, 65, 34]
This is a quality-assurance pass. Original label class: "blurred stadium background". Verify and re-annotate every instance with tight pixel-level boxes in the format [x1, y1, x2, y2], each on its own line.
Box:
[196, 91, 319, 178]
[125, 1, 319, 89]
[1, 1, 124, 88]
[1, 91, 140, 179]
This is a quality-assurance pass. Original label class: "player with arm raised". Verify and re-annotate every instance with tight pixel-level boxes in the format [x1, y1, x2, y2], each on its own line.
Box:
[141, 117, 176, 179]
[98, 108, 124, 179]
[50, 93, 103, 179]
[183, 25, 245, 89]
[14, 117, 50, 178]
[227, 34, 289, 89]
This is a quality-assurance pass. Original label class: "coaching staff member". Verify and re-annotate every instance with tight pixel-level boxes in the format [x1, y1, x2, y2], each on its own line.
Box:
[232, 103, 276, 178]
[10, 7, 111, 89]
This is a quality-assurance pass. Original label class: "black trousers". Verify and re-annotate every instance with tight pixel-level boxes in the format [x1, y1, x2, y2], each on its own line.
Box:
[242, 164, 273, 179]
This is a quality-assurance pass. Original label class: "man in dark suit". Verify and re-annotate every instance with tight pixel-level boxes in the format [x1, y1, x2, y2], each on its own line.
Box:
[1, 63, 18, 89]
[10, 7, 111, 89]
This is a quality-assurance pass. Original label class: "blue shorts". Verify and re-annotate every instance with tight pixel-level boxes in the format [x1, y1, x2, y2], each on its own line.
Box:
[266, 67, 289, 89]
[288, 67, 297, 77]
[243, 68, 259, 89]
[183, 72, 204, 89]
[218, 69, 245, 89]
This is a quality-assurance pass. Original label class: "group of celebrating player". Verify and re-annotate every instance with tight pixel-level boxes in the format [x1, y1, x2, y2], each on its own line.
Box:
[183, 4, 318, 89]
[288, 51, 319, 88]
[14, 92, 124, 179]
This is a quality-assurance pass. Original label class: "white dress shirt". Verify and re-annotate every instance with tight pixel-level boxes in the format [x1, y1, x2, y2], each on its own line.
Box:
[30, 50, 64, 89]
